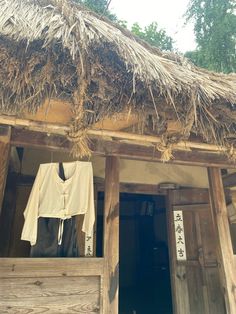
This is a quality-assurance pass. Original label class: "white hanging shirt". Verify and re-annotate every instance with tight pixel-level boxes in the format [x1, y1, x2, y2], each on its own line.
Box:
[21, 161, 95, 246]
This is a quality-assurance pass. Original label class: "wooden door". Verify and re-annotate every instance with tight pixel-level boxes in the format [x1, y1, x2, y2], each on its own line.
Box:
[167, 189, 226, 314]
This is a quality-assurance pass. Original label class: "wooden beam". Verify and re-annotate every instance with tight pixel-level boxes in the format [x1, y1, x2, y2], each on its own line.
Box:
[0, 126, 11, 214]
[208, 168, 236, 314]
[103, 157, 120, 314]
[0, 258, 104, 278]
[94, 177, 167, 195]
[1, 114, 235, 155]
[11, 128, 236, 168]
[12, 128, 71, 151]
[223, 172, 236, 188]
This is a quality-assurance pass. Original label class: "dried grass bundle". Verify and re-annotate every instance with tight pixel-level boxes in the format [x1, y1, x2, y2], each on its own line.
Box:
[0, 0, 235, 158]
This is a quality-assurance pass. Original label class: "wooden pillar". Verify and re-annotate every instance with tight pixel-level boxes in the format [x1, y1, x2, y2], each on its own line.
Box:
[0, 126, 11, 215]
[208, 167, 236, 314]
[103, 156, 120, 314]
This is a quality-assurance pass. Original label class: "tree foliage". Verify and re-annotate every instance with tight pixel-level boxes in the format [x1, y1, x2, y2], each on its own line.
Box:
[76, 0, 173, 51]
[77, 0, 117, 21]
[131, 22, 173, 51]
[185, 0, 236, 73]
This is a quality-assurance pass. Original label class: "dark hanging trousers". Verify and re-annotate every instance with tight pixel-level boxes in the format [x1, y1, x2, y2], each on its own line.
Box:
[30, 216, 79, 257]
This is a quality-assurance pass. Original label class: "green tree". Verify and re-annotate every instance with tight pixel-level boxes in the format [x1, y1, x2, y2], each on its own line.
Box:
[77, 0, 117, 21]
[185, 0, 236, 73]
[76, 0, 173, 51]
[131, 22, 173, 51]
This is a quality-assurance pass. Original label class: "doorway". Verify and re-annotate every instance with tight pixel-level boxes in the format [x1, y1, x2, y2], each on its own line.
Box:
[119, 193, 173, 314]
[96, 191, 173, 313]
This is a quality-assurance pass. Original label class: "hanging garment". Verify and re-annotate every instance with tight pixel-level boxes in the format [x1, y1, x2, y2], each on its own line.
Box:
[21, 161, 95, 246]
[30, 162, 79, 257]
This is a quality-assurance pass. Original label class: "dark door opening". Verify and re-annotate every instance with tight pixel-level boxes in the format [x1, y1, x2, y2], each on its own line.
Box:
[119, 193, 173, 314]
[96, 192, 173, 314]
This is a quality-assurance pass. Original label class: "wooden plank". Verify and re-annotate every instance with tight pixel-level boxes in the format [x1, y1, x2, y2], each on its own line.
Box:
[0, 276, 100, 313]
[0, 125, 11, 214]
[208, 168, 236, 314]
[198, 210, 218, 264]
[174, 264, 191, 314]
[170, 189, 210, 205]
[206, 267, 226, 314]
[0, 258, 104, 278]
[183, 211, 198, 261]
[103, 157, 120, 314]
[11, 128, 236, 168]
[186, 266, 205, 314]
[194, 212, 210, 314]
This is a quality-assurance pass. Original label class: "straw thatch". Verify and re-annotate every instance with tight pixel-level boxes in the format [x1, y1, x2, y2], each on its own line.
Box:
[0, 0, 236, 158]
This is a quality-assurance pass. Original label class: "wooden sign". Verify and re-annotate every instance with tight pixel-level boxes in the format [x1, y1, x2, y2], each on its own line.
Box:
[173, 210, 186, 261]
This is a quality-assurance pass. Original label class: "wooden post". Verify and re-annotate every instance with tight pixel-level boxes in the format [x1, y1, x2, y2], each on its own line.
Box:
[0, 126, 11, 215]
[208, 167, 236, 314]
[166, 191, 190, 314]
[103, 156, 120, 314]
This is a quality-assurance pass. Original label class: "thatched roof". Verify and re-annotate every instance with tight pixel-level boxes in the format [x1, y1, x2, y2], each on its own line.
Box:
[0, 0, 236, 158]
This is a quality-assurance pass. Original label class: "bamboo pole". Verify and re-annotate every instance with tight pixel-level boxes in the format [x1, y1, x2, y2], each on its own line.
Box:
[0, 114, 232, 154]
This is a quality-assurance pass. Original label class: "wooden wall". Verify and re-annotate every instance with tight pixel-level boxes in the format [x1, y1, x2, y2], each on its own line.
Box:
[0, 258, 103, 313]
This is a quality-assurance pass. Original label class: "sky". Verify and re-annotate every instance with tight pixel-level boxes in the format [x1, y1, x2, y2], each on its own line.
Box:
[110, 0, 196, 53]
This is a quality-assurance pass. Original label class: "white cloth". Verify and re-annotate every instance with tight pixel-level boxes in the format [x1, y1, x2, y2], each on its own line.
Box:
[21, 161, 95, 245]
